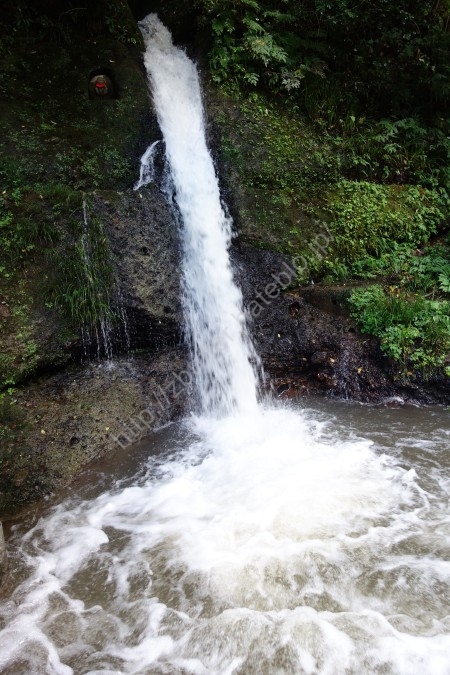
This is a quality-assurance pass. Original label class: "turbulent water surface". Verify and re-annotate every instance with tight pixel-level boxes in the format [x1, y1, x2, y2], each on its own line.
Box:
[1, 14, 449, 675]
[0, 401, 449, 674]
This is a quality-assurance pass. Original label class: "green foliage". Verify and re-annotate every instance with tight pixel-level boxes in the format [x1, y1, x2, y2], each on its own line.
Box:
[215, 93, 343, 251]
[406, 244, 450, 294]
[215, 91, 450, 284]
[287, 181, 445, 283]
[196, 0, 326, 93]
[348, 243, 412, 281]
[333, 118, 450, 190]
[316, 181, 445, 277]
[55, 144, 133, 191]
[336, 230, 450, 381]
[348, 238, 450, 377]
[340, 235, 450, 292]
[0, 285, 49, 390]
[215, 87, 450, 387]
[196, 0, 450, 124]
[349, 285, 450, 376]
[0, 184, 78, 272]
[194, 0, 450, 382]
[235, 96, 341, 189]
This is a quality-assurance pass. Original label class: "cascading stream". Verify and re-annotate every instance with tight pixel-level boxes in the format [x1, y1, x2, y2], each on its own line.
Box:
[134, 139, 160, 190]
[139, 14, 259, 416]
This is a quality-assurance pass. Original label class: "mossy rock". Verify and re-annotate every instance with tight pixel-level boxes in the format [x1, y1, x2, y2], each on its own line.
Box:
[0, 1, 155, 391]
[207, 88, 446, 282]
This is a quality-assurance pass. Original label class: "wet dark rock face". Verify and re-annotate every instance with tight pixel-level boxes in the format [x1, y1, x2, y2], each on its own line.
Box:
[92, 187, 439, 407]
[95, 187, 183, 352]
[233, 243, 383, 401]
[232, 242, 450, 404]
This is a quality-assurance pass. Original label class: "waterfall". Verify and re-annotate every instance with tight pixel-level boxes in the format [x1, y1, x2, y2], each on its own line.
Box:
[0, 16, 448, 675]
[139, 14, 259, 416]
[134, 139, 159, 190]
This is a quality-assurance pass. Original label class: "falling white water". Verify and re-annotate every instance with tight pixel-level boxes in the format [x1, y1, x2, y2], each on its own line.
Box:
[134, 139, 160, 190]
[139, 14, 259, 416]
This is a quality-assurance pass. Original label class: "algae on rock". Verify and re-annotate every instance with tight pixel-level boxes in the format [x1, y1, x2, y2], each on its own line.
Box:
[0, 0, 178, 515]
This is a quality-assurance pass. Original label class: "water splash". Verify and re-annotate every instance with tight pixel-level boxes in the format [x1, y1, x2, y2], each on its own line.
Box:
[139, 14, 259, 416]
[133, 139, 160, 190]
[1, 404, 450, 674]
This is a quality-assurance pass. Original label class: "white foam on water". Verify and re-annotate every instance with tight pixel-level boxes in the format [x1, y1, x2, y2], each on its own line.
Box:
[0, 405, 449, 674]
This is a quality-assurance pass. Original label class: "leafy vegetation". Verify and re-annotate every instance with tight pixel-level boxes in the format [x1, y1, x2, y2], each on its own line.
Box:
[349, 286, 450, 377]
[206, 0, 450, 377]
[313, 182, 446, 281]
[48, 196, 116, 328]
[195, 0, 450, 120]
[347, 238, 450, 376]
[215, 95, 448, 275]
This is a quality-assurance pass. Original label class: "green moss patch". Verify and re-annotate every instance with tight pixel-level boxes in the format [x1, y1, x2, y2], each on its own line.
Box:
[211, 91, 448, 282]
[0, 3, 150, 390]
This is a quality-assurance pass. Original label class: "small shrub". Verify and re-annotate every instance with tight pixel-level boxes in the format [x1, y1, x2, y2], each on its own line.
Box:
[349, 285, 450, 376]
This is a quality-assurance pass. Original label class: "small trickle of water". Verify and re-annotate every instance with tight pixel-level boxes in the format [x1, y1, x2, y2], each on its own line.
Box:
[116, 288, 131, 352]
[81, 196, 113, 360]
[134, 139, 160, 190]
[139, 14, 260, 416]
[80, 196, 132, 359]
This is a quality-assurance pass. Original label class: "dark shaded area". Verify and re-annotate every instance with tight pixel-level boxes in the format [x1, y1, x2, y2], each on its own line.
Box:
[233, 242, 450, 404]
